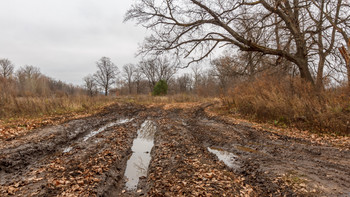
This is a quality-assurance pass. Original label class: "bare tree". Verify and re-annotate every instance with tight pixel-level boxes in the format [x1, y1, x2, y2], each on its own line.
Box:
[125, 0, 350, 86]
[139, 57, 177, 90]
[304, 0, 345, 90]
[139, 59, 157, 90]
[122, 64, 135, 94]
[177, 73, 193, 93]
[191, 64, 202, 93]
[133, 68, 143, 94]
[83, 74, 97, 97]
[211, 55, 244, 92]
[0, 58, 14, 78]
[16, 65, 42, 96]
[93, 57, 119, 96]
[17, 65, 41, 79]
[156, 57, 178, 82]
[314, 0, 350, 88]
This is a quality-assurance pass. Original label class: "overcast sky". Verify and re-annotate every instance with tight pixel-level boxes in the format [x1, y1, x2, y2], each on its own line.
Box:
[0, 0, 147, 85]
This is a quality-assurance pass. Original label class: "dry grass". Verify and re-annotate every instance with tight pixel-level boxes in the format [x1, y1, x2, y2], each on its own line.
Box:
[117, 94, 214, 105]
[0, 95, 115, 119]
[0, 94, 211, 122]
[223, 75, 350, 135]
[0, 95, 117, 140]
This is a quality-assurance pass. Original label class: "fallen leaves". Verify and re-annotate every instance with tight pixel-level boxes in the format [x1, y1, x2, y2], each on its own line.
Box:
[146, 117, 256, 196]
[2, 102, 347, 196]
[0, 115, 136, 196]
[41, 129, 131, 196]
[206, 104, 350, 150]
[0, 102, 117, 142]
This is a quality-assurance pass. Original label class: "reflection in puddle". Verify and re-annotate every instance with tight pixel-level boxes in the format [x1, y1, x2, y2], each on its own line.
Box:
[83, 118, 134, 142]
[124, 120, 157, 191]
[63, 147, 72, 153]
[208, 147, 240, 169]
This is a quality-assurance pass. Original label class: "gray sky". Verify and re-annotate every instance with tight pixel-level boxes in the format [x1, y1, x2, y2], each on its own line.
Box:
[0, 0, 147, 85]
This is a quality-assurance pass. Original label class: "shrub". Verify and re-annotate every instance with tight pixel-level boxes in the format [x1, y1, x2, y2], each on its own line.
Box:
[152, 80, 168, 96]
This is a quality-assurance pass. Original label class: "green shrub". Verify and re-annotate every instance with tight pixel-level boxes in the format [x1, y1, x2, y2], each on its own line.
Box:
[152, 80, 168, 96]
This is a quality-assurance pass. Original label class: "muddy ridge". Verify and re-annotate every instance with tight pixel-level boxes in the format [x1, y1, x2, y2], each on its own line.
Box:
[0, 103, 349, 196]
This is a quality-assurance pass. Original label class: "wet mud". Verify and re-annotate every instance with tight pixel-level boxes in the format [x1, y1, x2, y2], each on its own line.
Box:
[0, 103, 349, 196]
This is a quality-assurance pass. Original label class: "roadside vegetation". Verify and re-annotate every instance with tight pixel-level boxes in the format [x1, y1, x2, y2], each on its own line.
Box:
[0, 95, 114, 119]
[223, 75, 350, 135]
[0, 61, 115, 139]
[152, 80, 168, 96]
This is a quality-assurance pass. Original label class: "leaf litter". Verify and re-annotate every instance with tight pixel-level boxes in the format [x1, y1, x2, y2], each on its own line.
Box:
[0, 103, 349, 196]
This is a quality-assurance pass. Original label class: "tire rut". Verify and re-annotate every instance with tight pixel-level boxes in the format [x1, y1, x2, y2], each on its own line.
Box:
[1, 103, 349, 197]
[186, 110, 350, 196]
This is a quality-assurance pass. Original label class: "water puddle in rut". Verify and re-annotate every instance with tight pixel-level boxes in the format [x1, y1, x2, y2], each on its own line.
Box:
[124, 120, 157, 191]
[63, 147, 73, 153]
[208, 147, 240, 169]
[83, 118, 134, 142]
[62, 118, 134, 153]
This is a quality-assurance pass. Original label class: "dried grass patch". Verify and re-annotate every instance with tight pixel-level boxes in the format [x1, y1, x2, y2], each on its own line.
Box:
[222, 75, 350, 135]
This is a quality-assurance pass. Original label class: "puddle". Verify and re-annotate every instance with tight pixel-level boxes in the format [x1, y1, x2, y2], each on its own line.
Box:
[208, 147, 240, 169]
[63, 118, 134, 153]
[63, 147, 73, 153]
[124, 120, 157, 191]
[83, 118, 134, 142]
[181, 119, 188, 126]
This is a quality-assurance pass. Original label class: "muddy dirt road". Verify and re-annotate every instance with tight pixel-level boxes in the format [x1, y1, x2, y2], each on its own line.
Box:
[0, 103, 349, 196]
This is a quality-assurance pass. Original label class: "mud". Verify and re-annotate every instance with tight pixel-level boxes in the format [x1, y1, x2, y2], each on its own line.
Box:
[0, 103, 349, 196]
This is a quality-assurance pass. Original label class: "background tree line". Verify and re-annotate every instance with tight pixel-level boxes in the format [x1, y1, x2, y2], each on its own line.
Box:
[0, 58, 115, 119]
[0, 58, 84, 98]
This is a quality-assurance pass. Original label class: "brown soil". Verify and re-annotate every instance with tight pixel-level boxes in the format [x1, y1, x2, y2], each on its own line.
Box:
[0, 103, 349, 196]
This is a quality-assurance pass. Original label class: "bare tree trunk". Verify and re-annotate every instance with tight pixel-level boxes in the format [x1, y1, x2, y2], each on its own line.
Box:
[348, 64, 350, 88]
[105, 86, 108, 96]
[296, 57, 314, 85]
[339, 43, 350, 88]
[136, 82, 140, 94]
[316, 56, 326, 90]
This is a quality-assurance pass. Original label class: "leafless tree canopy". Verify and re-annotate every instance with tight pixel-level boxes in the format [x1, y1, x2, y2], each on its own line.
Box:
[83, 74, 97, 97]
[94, 57, 119, 96]
[16, 65, 42, 94]
[139, 57, 177, 90]
[123, 64, 136, 94]
[133, 68, 144, 94]
[125, 0, 350, 86]
[0, 58, 14, 78]
[176, 73, 193, 93]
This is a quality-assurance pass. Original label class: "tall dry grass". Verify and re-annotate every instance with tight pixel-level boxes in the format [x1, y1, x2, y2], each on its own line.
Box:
[224, 75, 350, 135]
[0, 95, 114, 119]
[117, 94, 213, 105]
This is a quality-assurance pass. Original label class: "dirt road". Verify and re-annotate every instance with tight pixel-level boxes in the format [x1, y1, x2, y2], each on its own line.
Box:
[1, 103, 349, 196]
